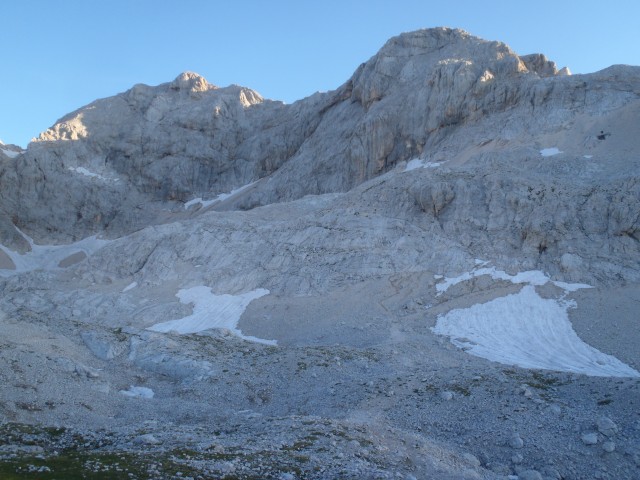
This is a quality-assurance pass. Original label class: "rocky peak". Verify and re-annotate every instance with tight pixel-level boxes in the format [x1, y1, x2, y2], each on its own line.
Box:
[349, 27, 574, 111]
[520, 53, 571, 77]
[378, 27, 477, 55]
[171, 71, 215, 93]
[349, 27, 527, 108]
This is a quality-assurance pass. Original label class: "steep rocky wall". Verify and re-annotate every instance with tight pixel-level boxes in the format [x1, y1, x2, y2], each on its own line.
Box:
[1, 28, 638, 244]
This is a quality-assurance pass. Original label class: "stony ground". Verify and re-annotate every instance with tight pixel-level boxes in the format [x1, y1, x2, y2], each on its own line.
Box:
[2, 269, 639, 479]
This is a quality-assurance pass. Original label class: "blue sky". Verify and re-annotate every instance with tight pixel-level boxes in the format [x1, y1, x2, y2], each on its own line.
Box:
[2, 0, 639, 147]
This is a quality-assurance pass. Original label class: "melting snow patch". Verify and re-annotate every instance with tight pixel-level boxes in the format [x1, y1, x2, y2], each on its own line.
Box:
[540, 148, 562, 157]
[184, 181, 257, 210]
[122, 281, 138, 293]
[0, 147, 20, 158]
[435, 266, 590, 295]
[119, 386, 154, 399]
[0, 226, 110, 275]
[147, 286, 275, 345]
[68, 166, 115, 182]
[432, 285, 639, 377]
[404, 158, 442, 172]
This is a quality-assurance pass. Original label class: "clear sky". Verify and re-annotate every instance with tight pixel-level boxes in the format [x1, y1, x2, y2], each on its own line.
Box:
[2, 0, 639, 147]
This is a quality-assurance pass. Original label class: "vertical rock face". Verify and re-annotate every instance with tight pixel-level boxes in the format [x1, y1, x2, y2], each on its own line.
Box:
[0, 26, 638, 252]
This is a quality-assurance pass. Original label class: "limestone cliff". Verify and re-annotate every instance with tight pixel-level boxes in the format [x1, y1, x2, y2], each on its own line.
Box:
[5, 28, 637, 244]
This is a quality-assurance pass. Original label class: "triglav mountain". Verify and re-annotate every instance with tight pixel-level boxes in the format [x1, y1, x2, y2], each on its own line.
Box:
[1, 28, 639, 479]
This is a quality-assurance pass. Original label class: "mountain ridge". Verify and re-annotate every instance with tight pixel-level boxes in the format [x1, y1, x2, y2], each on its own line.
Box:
[0, 27, 596, 245]
[1, 27, 639, 479]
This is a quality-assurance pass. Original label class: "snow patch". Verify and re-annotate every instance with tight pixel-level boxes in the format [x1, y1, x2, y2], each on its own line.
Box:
[552, 280, 591, 292]
[147, 286, 275, 344]
[122, 282, 138, 293]
[433, 285, 639, 377]
[68, 166, 115, 182]
[119, 386, 154, 399]
[0, 147, 20, 158]
[404, 158, 442, 172]
[0, 226, 110, 276]
[540, 147, 562, 157]
[435, 266, 591, 295]
[184, 181, 257, 210]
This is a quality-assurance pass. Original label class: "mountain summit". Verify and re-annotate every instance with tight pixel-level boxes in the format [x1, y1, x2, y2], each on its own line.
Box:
[1, 28, 639, 479]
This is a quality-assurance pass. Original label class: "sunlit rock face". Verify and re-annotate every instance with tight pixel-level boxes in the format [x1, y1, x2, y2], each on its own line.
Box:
[1, 27, 640, 480]
[4, 27, 632, 245]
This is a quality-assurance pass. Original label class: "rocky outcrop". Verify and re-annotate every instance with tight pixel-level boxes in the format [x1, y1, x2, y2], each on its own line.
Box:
[4, 27, 633, 243]
[0, 27, 638, 281]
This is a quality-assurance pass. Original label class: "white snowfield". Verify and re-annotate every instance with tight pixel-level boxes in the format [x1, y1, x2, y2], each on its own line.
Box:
[68, 166, 117, 182]
[184, 181, 257, 210]
[435, 266, 591, 295]
[147, 286, 275, 344]
[122, 281, 138, 292]
[433, 285, 640, 377]
[0, 147, 20, 158]
[540, 147, 562, 157]
[119, 386, 154, 399]
[0, 226, 110, 275]
[433, 266, 638, 377]
[404, 158, 442, 172]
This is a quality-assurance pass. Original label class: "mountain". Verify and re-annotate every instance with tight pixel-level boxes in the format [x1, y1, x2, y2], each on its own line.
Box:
[1, 28, 639, 479]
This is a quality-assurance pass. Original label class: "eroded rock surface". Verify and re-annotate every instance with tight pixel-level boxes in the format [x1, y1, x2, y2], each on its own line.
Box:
[1, 28, 639, 479]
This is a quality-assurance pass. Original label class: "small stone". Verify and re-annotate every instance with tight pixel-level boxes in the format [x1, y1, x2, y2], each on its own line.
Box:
[461, 452, 481, 467]
[511, 453, 523, 464]
[490, 464, 511, 475]
[548, 404, 562, 415]
[541, 467, 562, 480]
[581, 432, 598, 445]
[219, 462, 235, 474]
[440, 391, 454, 401]
[596, 416, 618, 437]
[134, 434, 161, 445]
[509, 432, 524, 449]
[518, 384, 533, 397]
[602, 441, 615, 453]
[518, 470, 543, 480]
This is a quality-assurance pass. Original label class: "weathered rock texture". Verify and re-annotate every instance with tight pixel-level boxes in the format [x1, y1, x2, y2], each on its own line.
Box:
[4, 27, 638, 245]
[1, 28, 639, 479]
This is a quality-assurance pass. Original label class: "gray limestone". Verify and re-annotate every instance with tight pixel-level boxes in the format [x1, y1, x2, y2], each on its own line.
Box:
[582, 433, 599, 445]
[596, 416, 618, 437]
[0, 27, 639, 479]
